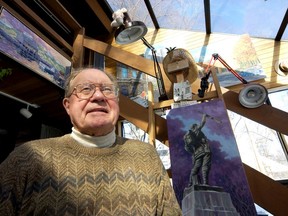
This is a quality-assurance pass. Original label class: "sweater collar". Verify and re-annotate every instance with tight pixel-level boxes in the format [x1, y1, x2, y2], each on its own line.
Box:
[70, 127, 116, 148]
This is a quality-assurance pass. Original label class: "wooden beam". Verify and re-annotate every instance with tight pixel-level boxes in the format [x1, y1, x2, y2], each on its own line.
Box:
[148, 82, 156, 146]
[210, 67, 223, 99]
[118, 94, 168, 143]
[243, 163, 288, 216]
[275, 8, 288, 41]
[223, 90, 288, 135]
[83, 37, 173, 97]
[83, 38, 156, 77]
[39, 0, 82, 32]
[72, 28, 85, 68]
[85, 0, 113, 33]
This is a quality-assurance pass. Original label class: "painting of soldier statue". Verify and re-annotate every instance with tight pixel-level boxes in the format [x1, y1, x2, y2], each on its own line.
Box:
[166, 99, 257, 216]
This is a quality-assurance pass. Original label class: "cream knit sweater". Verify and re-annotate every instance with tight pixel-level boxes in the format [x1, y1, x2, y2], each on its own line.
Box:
[0, 134, 181, 215]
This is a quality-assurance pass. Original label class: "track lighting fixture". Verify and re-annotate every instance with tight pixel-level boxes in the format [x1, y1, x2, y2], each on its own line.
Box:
[20, 105, 32, 119]
[0, 91, 39, 117]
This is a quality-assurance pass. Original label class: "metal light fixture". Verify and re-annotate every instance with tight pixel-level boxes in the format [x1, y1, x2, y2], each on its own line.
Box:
[112, 9, 168, 101]
[113, 10, 148, 45]
[0, 91, 39, 117]
[20, 105, 32, 119]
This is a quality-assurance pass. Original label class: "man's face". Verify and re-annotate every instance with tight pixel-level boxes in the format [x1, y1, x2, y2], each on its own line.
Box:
[63, 69, 119, 136]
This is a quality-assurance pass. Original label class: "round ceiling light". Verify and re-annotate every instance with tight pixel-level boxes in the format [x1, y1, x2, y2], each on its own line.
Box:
[115, 21, 147, 44]
[238, 84, 268, 108]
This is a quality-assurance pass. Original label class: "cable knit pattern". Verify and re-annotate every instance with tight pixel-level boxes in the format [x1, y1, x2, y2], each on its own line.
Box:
[0, 135, 181, 215]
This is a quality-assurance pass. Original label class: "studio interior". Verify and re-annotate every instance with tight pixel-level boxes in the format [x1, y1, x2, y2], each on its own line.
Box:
[0, 0, 287, 215]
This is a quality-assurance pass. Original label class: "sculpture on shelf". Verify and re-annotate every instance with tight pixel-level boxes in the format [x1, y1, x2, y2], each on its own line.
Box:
[162, 47, 199, 85]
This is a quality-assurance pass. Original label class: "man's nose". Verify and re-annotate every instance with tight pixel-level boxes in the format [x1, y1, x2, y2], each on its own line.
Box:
[91, 87, 105, 99]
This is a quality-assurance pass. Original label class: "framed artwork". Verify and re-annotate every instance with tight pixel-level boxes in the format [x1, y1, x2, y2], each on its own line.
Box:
[144, 34, 266, 88]
[0, 7, 71, 88]
[190, 34, 266, 87]
[167, 99, 257, 215]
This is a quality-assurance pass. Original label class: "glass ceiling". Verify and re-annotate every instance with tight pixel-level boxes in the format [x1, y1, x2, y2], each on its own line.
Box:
[106, 0, 288, 41]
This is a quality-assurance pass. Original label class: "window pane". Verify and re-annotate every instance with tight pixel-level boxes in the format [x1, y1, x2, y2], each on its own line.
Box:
[106, 0, 153, 27]
[269, 88, 288, 112]
[107, 0, 287, 40]
[268, 88, 288, 153]
[151, 0, 205, 31]
[228, 111, 288, 180]
[210, 0, 287, 39]
[283, 24, 288, 40]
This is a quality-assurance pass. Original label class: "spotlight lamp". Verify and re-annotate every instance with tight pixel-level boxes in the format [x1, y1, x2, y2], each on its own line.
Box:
[0, 91, 39, 118]
[198, 53, 268, 108]
[112, 8, 148, 45]
[111, 9, 168, 101]
[20, 105, 32, 119]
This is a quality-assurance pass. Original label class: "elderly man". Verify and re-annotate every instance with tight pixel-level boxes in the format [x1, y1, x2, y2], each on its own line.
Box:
[0, 67, 181, 215]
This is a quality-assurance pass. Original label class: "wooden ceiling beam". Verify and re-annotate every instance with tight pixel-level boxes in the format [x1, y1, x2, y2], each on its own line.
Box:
[243, 164, 288, 216]
[38, 0, 82, 33]
[275, 8, 288, 41]
[83, 37, 173, 97]
[72, 28, 85, 68]
[223, 90, 288, 135]
[85, 0, 113, 34]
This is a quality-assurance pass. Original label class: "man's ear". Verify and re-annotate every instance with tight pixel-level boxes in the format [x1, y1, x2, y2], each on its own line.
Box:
[62, 98, 70, 114]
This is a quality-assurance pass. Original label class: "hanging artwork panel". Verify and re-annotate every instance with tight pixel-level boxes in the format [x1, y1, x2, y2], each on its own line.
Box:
[167, 99, 257, 216]
[0, 7, 71, 88]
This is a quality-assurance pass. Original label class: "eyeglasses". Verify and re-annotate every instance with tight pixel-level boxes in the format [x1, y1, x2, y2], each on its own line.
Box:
[70, 83, 119, 99]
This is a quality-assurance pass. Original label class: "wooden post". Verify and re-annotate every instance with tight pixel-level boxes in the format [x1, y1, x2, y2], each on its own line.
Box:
[148, 82, 156, 146]
[72, 28, 85, 68]
[209, 66, 223, 99]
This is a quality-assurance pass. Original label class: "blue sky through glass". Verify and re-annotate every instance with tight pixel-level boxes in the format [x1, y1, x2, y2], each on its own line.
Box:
[210, 0, 287, 39]
[107, 0, 288, 40]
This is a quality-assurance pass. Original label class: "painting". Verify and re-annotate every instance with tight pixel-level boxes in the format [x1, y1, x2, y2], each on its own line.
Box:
[144, 34, 266, 88]
[0, 7, 71, 88]
[190, 34, 266, 87]
[166, 99, 257, 215]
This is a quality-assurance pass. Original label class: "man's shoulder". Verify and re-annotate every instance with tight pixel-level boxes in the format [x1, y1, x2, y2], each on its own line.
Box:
[0, 135, 71, 167]
[16, 134, 71, 151]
